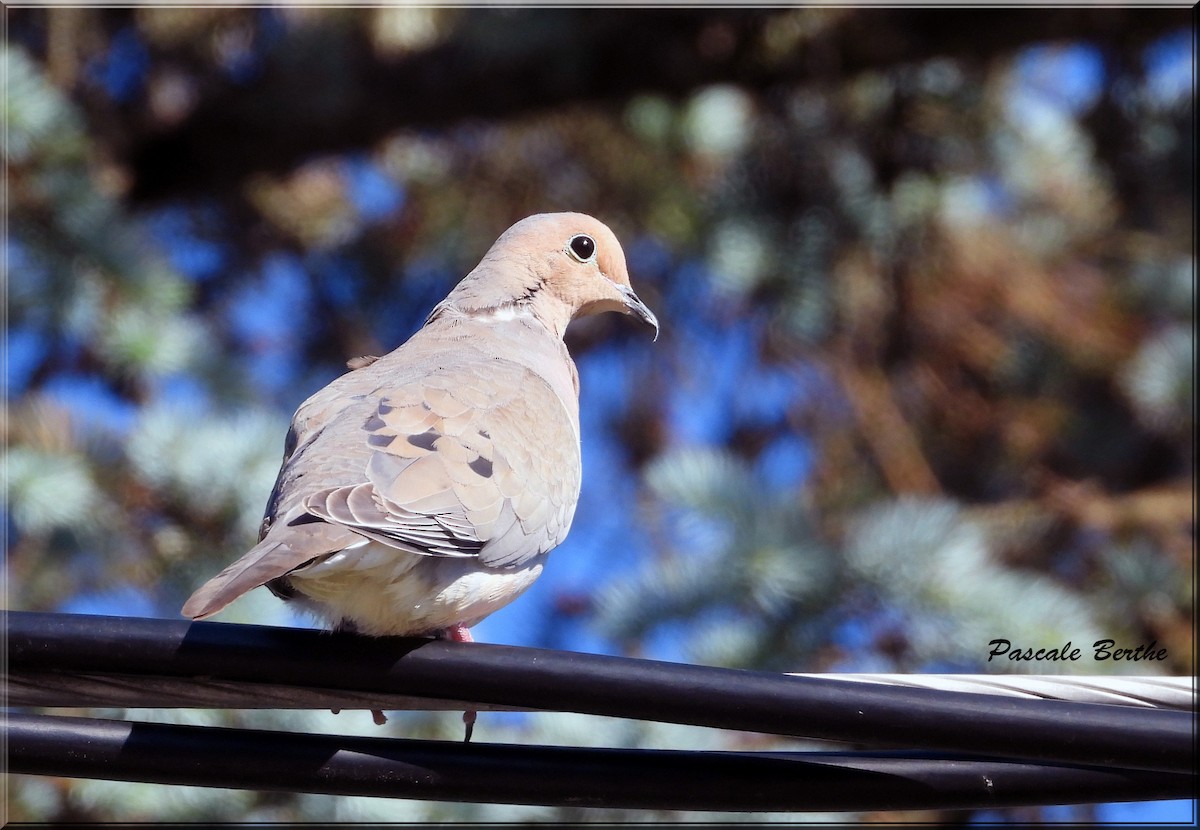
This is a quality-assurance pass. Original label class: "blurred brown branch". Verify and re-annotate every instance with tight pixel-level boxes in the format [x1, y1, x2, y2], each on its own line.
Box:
[835, 361, 942, 496]
[43, 6, 1184, 203]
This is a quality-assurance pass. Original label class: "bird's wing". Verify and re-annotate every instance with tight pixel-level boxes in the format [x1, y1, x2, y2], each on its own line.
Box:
[304, 355, 581, 568]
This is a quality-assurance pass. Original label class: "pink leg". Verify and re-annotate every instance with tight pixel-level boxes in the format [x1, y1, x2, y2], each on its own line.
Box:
[446, 624, 474, 643]
[331, 619, 388, 725]
[329, 706, 386, 724]
[445, 625, 477, 741]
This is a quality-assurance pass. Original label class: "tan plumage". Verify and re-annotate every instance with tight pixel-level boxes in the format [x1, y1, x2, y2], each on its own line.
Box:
[181, 213, 657, 640]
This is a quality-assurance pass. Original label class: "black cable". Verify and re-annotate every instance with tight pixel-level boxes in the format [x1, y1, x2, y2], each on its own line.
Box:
[6, 713, 1195, 812]
[4, 611, 1193, 774]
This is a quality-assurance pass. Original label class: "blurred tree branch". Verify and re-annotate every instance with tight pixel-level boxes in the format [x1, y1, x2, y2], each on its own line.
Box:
[834, 361, 942, 496]
[46, 6, 1185, 203]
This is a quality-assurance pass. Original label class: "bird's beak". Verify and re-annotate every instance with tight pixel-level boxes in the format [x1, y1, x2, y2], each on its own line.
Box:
[617, 284, 659, 341]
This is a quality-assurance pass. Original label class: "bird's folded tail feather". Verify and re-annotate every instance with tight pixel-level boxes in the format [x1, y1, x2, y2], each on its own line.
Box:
[182, 539, 324, 620]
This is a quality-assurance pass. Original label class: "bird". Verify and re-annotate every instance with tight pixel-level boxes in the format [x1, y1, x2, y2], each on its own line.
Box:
[181, 212, 658, 738]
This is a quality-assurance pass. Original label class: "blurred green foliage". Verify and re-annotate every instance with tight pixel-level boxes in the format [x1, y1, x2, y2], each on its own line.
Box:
[3, 6, 1193, 823]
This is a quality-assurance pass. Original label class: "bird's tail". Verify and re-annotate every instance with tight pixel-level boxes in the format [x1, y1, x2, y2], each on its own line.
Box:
[181, 539, 314, 619]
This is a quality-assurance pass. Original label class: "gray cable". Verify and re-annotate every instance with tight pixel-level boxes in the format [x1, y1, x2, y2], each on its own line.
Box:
[790, 674, 1195, 711]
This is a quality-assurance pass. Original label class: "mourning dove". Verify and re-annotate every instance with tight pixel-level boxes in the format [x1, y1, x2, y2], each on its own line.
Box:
[181, 212, 658, 736]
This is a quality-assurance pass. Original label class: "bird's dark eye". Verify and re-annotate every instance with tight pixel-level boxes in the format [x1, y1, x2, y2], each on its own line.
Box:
[567, 234, 596, 262]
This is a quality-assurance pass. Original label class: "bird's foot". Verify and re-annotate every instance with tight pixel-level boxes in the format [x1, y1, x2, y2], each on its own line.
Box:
[445, 623, 474, 643]
[328, 707, 386, 725]
[442, 624, 477, 740]
[463, 709, 476, 742]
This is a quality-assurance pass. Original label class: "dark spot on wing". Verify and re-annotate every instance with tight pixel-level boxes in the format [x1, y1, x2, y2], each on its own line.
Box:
[368, 433, 396, 448]
[407, 429, 440, 451]
[469, 457, 494, 478]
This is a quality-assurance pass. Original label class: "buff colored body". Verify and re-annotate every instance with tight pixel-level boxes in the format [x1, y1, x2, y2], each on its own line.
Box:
[182, 213, 657, 644]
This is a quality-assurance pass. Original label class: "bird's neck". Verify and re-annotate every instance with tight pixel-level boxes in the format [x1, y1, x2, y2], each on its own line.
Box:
[429, 287, 574, 340]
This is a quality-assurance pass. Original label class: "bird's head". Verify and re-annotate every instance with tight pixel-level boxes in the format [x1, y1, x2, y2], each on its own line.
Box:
[445, 212, 659, 341]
